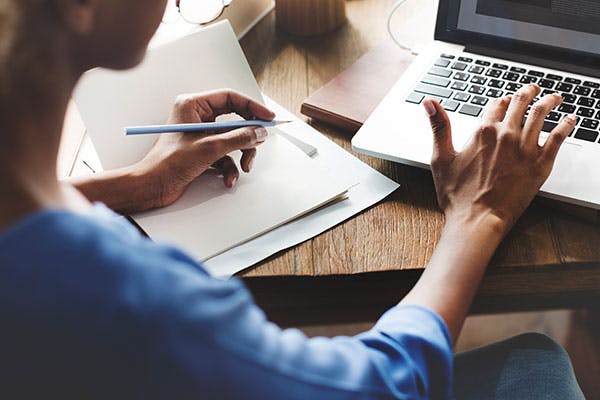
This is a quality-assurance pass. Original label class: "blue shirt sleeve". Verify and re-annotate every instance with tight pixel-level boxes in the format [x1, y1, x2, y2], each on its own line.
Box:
[140, 254, 453, 399]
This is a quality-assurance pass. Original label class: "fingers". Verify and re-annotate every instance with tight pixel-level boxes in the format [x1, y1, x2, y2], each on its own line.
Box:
[522, 92, 563, 148]
[423, 99, 456, 164]
[482, 95, 511, 124]
[541, 114, 577, 164]
[504, 84, 540, 129]
[240, 148, 257, 173]
[200, 126, 267, 159]
[204, 89, 275, 121]
[213, 156, 239, 188]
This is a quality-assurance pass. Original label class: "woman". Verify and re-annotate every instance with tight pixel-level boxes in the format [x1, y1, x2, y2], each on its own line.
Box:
[0, 0, 585, 398]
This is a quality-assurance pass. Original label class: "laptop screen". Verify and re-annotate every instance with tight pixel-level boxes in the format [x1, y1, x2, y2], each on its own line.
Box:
[437, 0, 600, 68]
[457, 0, 600, 55]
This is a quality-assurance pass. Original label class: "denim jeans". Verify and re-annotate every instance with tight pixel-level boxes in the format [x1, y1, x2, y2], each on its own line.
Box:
[454, 333, 585, 399]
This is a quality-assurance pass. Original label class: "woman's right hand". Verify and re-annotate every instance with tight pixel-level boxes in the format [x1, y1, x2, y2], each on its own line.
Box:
[423, 84, 577, 235]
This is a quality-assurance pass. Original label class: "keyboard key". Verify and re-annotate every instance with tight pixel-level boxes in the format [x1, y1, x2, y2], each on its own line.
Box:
[510, 66, 526, 73]
[471, 76, 487, 85]
[458, 56, 473, 63]
[493, 63, 508, 70]
[488, 79, 505, 89]
[486, 88, 504, 98]
[546, 111, 561, 121]
[421, 75, 451, 87]
[429, 67, 452, 78]
[434, 58, 451, 68]
[581, 118, 599, 130]
[469, 66, 485, 74]
[520, 75, 538, 84]
[559, 104, 576, 113]
[454, 93, 471, 102]
[583, 81, 600, 88]
[577, 97, 595, 107]
[442, 99, 460, 112]
[542, 89, 556, 96]
[546, 74, 563, 81]
[406, 92, 425, 104]
[596, 99, 600, 109]
[475, 60, 491, 66]
[528, 70, 545, 77]
[469, 85, 486, 95]
[561, 94, 577, 104]
[542, 121, 558, 132]
[597, 110, 600, 119]
[538, 79, 555, 89]
[565, 77, 581, 85]
[472, 96, 488, 106]
[441, 53, 455, 59]
[577, 107, 595, 118]
[574, 86, 591, 96]
[592, 89, 600, 99]
[486, 69, 502, 78]
[506, 83, 523, 92]
[454, 72, 470, 81]
[503, 72, 520, 82]
[459, 104, 482, 117]
[556, 82, 573, 92]
[452, 62, 468, 71]
[451, 81, 468, 91]
[414, 83, 453, 98]
[574, 128, 599, 142]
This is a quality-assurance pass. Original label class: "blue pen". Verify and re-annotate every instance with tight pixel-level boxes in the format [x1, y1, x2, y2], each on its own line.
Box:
[124, 119, 291, 135]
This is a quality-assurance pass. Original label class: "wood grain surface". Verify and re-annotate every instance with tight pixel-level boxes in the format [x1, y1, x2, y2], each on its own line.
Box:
[239, 0, 600, 325]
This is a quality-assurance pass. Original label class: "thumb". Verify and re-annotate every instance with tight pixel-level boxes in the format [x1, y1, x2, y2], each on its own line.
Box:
[423, 99, 455, 163]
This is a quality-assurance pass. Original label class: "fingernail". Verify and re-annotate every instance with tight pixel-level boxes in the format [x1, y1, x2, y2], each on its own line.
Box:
[248, 158, 254, 171]
[231, 177, 238, 187]
[423, 100, 437, 117]
[255, 127, 268, 141]
[566, 114, 577, 124]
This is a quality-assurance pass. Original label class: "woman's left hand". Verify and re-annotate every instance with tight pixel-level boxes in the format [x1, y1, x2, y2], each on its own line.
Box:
[136, 89, 275, 208]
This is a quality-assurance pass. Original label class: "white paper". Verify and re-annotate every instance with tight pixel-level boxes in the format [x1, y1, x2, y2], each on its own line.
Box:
[72, 20, 400, 277]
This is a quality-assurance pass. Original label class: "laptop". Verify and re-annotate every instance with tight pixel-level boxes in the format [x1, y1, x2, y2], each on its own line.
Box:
[352, 0, 600, 209]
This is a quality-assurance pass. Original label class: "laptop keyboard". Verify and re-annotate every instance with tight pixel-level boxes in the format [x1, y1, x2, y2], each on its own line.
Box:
[406, 53, 600, 144]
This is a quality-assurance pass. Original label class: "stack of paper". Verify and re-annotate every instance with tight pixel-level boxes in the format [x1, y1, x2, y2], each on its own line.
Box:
[74, 21, 399, 276]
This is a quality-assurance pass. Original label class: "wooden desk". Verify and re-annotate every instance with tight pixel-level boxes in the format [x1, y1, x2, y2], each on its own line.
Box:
[238, 0, 600, 326]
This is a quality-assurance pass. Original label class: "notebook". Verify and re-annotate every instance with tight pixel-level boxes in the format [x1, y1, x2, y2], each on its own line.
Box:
[301, 40, 410, 132]
[74, 21, 350, 261]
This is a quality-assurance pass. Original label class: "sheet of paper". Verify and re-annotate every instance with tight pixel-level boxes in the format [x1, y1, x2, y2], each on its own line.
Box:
[203, 97, 400, 277]
[133, 132, 349, 261]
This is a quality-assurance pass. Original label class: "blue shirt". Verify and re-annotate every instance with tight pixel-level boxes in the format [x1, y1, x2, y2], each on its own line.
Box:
[0, 204, 452, 399]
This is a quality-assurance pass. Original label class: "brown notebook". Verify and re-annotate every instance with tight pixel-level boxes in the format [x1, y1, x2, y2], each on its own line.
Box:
[301, 39, 415, 133]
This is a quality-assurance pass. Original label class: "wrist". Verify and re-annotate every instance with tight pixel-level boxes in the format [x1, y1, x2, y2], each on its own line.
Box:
[444, 206, 510, 244]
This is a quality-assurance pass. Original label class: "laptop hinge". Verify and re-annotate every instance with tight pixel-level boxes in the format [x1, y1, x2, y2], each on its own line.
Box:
[465, 45, 600, 80]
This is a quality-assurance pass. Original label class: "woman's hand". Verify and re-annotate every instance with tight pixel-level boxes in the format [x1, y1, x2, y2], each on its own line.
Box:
[71, 90, 275, 214]
[136, 89, 275, 208]
[424, 84, 576, 235]
[401, 84, 576, 341]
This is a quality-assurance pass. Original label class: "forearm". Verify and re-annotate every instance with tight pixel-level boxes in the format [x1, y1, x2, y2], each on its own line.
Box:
[400, 210, 508, 342]
[68, 164, 159, 215]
